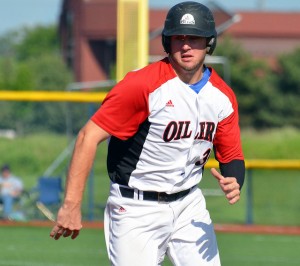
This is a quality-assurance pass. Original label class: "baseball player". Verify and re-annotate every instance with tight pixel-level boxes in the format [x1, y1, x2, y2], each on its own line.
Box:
[50, 1, 245, 265]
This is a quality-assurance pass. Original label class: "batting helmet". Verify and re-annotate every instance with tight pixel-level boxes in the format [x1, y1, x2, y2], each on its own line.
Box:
[162, 1, 217, 55]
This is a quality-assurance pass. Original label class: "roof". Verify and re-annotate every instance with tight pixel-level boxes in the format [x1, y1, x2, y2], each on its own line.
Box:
[226, 12, 300, 38]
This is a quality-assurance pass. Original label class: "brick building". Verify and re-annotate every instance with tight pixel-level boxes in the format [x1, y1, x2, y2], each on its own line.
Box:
[58, 0, 300, 82]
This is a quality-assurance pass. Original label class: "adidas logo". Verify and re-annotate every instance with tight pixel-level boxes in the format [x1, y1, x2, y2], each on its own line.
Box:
[118, 206, 126, 213]
[166, 100, 174, 107]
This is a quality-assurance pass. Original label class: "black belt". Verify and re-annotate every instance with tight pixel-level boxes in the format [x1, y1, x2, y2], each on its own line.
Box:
[119, 185, 196, 203]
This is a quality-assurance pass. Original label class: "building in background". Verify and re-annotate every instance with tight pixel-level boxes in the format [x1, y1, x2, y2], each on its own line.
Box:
[58, 0, 300, 82]
[225, 11, 300, 68]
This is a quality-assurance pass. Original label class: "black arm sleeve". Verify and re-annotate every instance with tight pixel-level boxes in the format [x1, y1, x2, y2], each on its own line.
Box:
[219, 159, 245, 190]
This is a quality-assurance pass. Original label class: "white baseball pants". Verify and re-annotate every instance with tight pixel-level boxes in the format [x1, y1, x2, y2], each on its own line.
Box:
[104, 183, 220, 266]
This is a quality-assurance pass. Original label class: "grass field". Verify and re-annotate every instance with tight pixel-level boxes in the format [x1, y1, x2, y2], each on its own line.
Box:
[1, 128, 300, 265]
[0, 225, 299, 266]
[1, 128, 300, 225]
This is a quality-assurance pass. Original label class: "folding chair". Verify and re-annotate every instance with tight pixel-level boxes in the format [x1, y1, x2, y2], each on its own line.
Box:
[30, 176, 63, 220]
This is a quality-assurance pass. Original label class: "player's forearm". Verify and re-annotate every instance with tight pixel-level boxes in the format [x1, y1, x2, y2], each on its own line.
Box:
[219, 159, 245, 189]
[63, 131, 98, 206]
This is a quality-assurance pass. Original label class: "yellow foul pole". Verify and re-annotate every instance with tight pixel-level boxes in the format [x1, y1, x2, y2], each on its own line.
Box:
[116, 0, 149, 82]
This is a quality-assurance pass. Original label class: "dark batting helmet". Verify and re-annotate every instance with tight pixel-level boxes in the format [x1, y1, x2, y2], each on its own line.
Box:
[162, 1, 217, 55]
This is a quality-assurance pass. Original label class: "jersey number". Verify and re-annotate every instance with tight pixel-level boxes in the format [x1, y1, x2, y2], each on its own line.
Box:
[195, 148, 211, 166]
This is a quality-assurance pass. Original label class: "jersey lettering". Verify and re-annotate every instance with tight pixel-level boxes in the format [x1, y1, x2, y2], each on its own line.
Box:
[163, 121, 215, 142]
[194, 122, 215, 142]
[163, 121, 192, 142]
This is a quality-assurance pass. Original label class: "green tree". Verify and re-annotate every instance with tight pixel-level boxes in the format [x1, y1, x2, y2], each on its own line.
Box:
[277, 47, 300, 94]
[214, 36, 281, 128]
[26, 54, 73, 133]
[0, 25, 74, 134]
[0, 30, 19, 58]
[275, 47, 300, 127]
[15, 25, 60, 62]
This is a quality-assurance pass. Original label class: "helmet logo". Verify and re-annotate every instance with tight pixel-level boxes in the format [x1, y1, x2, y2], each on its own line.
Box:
[180, 14, 195, 25]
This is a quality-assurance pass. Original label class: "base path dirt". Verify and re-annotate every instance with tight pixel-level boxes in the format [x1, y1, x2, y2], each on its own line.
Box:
[1, 220, 300, 235]
[214, 223, 300, 235]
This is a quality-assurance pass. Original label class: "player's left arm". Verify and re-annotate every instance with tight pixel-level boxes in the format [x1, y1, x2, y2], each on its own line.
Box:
[212, 86, 245, 204]
[213, 116, 245, 204]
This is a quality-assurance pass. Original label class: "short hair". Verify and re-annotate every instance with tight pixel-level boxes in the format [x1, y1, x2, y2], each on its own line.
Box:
[1, 164, 10, 172]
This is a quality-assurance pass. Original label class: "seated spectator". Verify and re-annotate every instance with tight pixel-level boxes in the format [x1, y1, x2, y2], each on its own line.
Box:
[0, 164, 23, 220]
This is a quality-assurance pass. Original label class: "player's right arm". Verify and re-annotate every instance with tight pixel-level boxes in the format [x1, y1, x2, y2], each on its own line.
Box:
[50, 120, 110, 240]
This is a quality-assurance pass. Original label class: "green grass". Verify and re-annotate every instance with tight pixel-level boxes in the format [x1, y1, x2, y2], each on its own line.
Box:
[0, 132, 69, 188]
[241, 127, 300, 159]
[0, 226, 299, 266]
[218, 233, 300, 266]
[200, 168, 300, 225]
[0, 226, 104, 266]
[1, 128, 300, 225]
[1, 127, 299, 188]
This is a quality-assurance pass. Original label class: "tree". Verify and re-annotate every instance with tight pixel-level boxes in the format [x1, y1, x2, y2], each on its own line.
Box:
[275, 47, 300, 127]
[0, 25, 73, 134]
[15, 25, 60, 62]
[214, 36, 282, 128]
[277, 47, 300, 95]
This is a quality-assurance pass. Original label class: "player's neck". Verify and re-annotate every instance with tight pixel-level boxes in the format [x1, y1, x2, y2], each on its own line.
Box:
[169, 56, 204, 84]
[173, 66, 204, 85]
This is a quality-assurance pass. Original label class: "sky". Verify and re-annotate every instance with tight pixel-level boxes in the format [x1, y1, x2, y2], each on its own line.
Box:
[0, 0, 300, 36]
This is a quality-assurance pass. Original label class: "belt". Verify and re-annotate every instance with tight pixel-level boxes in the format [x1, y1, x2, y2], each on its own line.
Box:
[119, 185, 196, 203]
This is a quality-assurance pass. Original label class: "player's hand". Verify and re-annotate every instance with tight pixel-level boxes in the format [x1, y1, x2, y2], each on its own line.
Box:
[50, 202, 82, 240]
[210, 168, 240, 205]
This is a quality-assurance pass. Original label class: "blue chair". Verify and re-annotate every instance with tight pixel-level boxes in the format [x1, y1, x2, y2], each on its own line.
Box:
[29, 176, 63, 220]
[36, 176, 63, 205]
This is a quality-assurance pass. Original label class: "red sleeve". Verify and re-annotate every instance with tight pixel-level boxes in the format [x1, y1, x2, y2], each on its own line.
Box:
[91, 71, 149, 140]
[91, 58, 175, 140]
[214, 110, 244, 163]
[212, 74, 244, 163]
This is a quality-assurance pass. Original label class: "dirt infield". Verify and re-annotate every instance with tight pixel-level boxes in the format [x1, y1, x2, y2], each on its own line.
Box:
[214, 223, 300, 235]
[1, 220, 300, 235]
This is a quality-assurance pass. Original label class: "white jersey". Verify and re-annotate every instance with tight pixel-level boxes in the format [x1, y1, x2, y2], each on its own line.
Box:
[92, 57, 243, 193]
